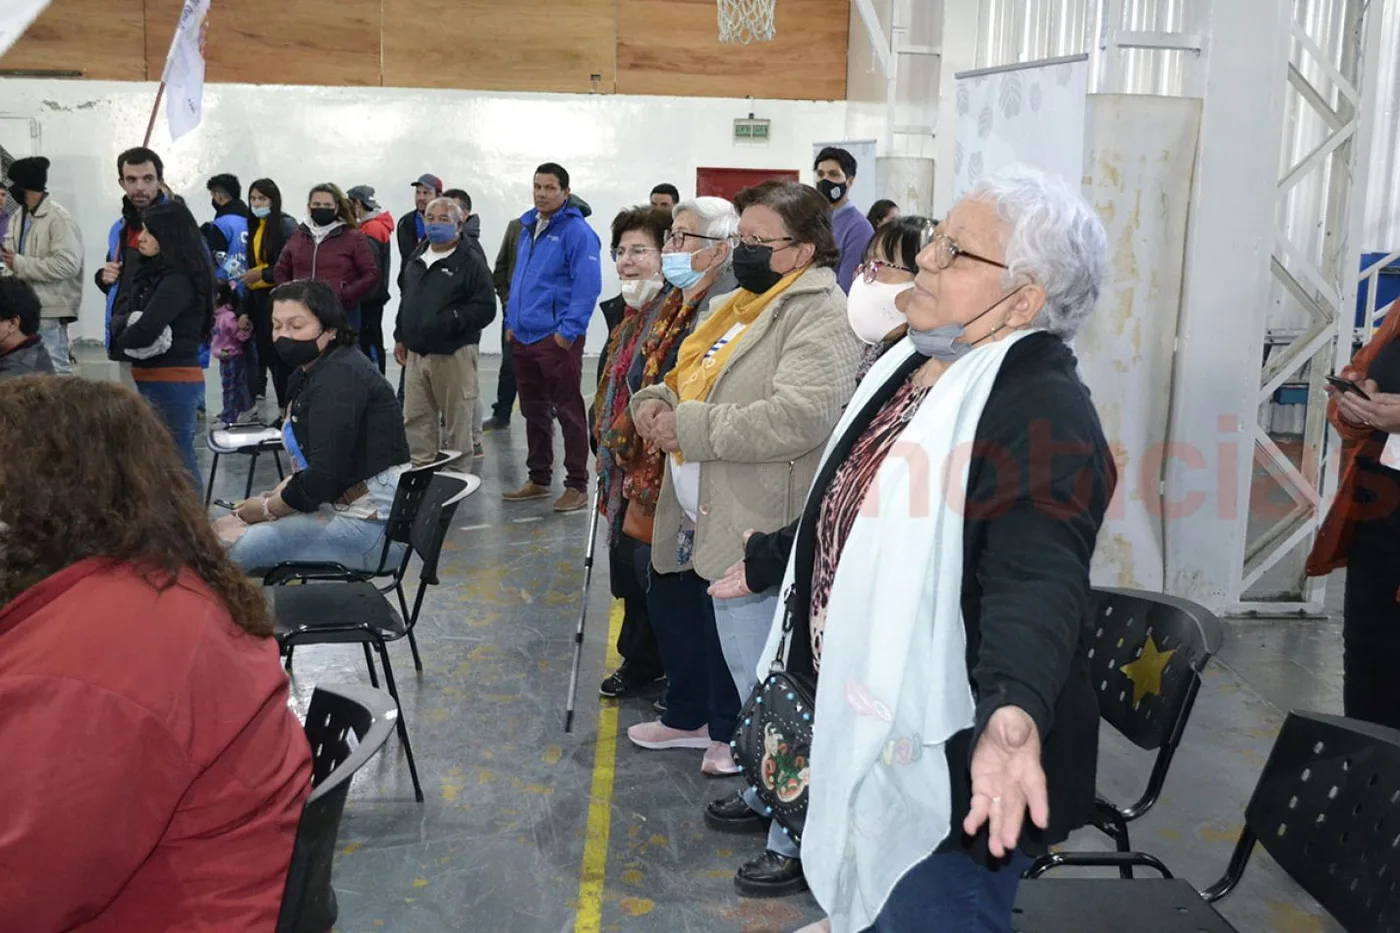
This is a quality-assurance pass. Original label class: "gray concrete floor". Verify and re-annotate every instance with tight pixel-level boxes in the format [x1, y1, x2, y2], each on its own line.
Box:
[76, 349, 1354, 933]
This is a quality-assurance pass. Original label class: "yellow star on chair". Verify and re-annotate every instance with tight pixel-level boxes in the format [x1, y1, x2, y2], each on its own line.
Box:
[1120, 635, 1177, 708]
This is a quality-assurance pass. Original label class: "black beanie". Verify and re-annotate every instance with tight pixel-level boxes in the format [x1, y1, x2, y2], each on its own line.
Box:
[7, 157, 49, 193]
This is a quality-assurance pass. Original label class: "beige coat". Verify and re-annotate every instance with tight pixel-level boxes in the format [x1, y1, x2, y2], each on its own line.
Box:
[1, 197, 84, 322]
[632, 264, 861, 580]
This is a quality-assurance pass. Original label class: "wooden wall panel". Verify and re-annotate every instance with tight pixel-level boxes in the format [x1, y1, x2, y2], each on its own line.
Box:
[382, 0, 617, 94]
[143, 0, 382, 87]
[0, 0, 148, 80]
[616, 0, 848, 100]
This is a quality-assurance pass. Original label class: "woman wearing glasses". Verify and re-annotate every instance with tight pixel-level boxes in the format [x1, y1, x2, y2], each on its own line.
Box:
[631, 181, 861, 897]
[747, 166, 1114, 931]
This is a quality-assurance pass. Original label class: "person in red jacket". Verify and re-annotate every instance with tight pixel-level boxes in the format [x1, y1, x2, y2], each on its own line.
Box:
[0, 375, 312, 933]
[348, 184, 395, 372]
[274, 182, 380, 335]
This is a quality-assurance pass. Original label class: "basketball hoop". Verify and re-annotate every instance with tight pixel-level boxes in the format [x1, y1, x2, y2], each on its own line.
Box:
[717, 0, 776, 44]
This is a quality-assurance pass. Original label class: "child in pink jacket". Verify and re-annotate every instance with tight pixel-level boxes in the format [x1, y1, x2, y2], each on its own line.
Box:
[212, 284, 253, 425]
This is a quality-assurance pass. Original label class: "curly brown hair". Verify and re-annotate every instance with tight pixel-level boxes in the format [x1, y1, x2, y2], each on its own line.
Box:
[0, 376, 272, 636]
[733, 181, 840, 269]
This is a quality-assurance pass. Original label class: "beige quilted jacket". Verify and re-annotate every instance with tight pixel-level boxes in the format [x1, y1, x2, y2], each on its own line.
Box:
[1, 197, 84, 322]
[631, 264, 860, 580]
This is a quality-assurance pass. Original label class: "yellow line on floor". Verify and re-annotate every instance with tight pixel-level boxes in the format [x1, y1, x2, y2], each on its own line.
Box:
[574, 599, 625, 933]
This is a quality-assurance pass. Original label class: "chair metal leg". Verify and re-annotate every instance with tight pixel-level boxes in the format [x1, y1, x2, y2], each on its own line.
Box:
[375, 641, 424, 802]
[362, 643, 380, 688]
[406, 628, 424, 673]
[273, 450, 285, 480]
[205, 453, 219, 506]
[1094, 800, 1134, 879]
[244, 451, 259, 499]
[283, 644, 294, 673]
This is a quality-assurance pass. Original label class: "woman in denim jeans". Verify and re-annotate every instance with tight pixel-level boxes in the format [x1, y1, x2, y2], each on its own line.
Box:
[220, 279, 410, 573]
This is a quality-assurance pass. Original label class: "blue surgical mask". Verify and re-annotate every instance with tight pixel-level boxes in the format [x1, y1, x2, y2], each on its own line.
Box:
[662, 251, 704, 289]
[251, 205, 271, 219]
[425, 222, 458, 245]
[907, 290, 1016, 361]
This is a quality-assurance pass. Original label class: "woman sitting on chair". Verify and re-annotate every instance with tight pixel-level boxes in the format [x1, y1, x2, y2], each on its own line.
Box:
[219, 279, 411, 574]
[0, 375, 310, 932]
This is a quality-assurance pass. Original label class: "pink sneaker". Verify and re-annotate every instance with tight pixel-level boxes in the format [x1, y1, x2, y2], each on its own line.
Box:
[702, 741, 740, 776]
[627, 720, 710, 750]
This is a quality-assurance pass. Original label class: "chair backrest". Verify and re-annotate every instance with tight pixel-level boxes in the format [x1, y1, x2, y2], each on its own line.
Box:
[275, 684, 398, 933]
[407, 471, 479, 586]
[1238, 712, 1400, 931]
[1085, 586, 1222, 751]
[381, 451, 464, 549]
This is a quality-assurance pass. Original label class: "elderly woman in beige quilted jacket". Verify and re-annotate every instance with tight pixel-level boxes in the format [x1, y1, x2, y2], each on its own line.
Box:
[632, 180, 860, 897]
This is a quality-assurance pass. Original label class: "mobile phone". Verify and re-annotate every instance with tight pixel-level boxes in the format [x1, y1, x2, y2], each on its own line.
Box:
[213, 498, 238, 511]
[1326, 374, 1371, 400]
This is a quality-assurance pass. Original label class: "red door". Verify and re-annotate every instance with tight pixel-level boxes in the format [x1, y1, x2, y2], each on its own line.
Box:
[695, 167, 801, 201]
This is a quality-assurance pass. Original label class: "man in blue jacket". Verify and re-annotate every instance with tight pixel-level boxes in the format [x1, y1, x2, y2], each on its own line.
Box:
[502, 162, 602, 512]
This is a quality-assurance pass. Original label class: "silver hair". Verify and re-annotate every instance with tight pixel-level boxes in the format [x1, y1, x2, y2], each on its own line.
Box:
[672, 196, 739, 272]
[966, 165, 1107, 340]
[425, 196, 464, 226]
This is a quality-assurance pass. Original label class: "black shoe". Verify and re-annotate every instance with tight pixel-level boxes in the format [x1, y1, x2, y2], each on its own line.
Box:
[482, 417, 510, 432]
[653, 696, 667, 715]
[598, 667, 665, 699]
[704, 790, 770, 835]
[734, 850, 807, 899]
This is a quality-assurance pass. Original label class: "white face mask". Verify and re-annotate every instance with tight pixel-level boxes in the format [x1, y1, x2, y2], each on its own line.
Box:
[620, 275, 665, 309]
[846, 276, 913, 345]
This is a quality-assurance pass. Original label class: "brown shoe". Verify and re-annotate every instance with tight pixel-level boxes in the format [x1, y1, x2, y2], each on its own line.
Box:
[553, 488, 588, 512]
[503, 482, 550, 502]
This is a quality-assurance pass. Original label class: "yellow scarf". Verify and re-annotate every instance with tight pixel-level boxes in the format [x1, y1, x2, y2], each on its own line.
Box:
[249, 221, 272, 290]
[665, 269, 803, 405]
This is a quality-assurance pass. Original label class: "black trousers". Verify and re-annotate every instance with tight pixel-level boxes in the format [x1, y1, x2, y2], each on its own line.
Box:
[246, 289, 290, 409]
[491, 329, 517, 424]
[1342, 521, 1400, 730]
[360, 299, 387, 374]
[646, 566, 740, 741]
[609, 534, 663, 680]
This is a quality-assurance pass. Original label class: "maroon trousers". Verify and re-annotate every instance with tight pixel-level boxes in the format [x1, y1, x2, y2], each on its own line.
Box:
[510, 335, 590, 492]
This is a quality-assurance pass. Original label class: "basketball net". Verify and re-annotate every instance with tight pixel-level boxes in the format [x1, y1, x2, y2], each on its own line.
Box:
[717, 0, 776, 44]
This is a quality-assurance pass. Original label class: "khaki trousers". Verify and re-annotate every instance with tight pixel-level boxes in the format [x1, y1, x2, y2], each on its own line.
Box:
[403, 344, 480, 465]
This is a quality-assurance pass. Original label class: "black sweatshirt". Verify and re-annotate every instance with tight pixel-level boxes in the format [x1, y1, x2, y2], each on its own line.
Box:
[751, 332, 1115, 861]
[107, 261, 207, 368]
[281, 346, 410, 513]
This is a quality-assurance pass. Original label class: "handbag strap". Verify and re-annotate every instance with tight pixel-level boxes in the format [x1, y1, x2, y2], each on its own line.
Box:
[768, 584, 799, 673]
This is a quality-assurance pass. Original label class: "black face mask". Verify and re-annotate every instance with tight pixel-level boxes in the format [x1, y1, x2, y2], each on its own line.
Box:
[817, 179, 846, 204]
[211, 198, 222, 213]
[275, 335, 325, 368]
[309, 207, 338, 226]
[732, 242, 786, 294]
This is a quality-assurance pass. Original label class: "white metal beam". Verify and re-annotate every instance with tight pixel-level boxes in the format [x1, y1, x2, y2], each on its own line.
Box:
[851, 0, 895, 79]
[1115, 30, 1204, 52]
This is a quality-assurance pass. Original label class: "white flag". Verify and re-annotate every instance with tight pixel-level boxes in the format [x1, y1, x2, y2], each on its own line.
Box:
[0, 1, 54, 58]
[162, 0, 212, 141]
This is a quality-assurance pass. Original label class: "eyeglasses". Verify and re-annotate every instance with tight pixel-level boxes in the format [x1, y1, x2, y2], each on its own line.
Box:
[928, 233, 1007, 271]
[611, 246, 661, 261]
[855, 260, 916, 283]
[667, 230, 725, 248]
[727, 233, 795, 249]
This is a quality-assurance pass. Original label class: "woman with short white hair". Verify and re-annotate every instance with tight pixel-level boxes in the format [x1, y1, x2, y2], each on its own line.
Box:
[744, 166, 1115, 930]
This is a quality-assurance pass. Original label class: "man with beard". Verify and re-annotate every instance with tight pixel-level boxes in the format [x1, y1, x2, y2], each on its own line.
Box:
[96, 147, 168, 347]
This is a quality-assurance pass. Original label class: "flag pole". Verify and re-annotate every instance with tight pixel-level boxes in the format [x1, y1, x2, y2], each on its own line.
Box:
[142, 81, 167, 148]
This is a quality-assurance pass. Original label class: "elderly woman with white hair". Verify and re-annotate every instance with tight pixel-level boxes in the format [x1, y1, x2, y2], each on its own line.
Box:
[739, 166, 1115, 931]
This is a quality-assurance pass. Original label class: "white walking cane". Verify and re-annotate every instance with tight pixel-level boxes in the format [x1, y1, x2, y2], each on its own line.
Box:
[563, 483, 604, 733]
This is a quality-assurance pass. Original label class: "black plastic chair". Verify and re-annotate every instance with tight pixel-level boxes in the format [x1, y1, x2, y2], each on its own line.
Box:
[276, 683, 397, 933]
[269, 471, 480, 802]
[1083, 587, 1222, 875]
[205, 422, 286, 506]
[1014, 712, 1400, 933]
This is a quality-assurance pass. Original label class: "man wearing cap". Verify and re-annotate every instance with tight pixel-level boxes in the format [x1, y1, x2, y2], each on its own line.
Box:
[396, 173, 443, 269]
[348, 185, 394, 373]
[1, 156, 83, 374]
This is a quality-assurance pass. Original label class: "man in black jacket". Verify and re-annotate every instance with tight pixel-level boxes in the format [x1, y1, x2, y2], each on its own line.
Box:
[395, 196, 496, 464]
[395, 172, 442, 267]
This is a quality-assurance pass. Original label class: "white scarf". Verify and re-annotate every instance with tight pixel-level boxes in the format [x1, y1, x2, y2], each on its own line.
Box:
[306, 218, 344, 243]
[755, 330, 1037, 933]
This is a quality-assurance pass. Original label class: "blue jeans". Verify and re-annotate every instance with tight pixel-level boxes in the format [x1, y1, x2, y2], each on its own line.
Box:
[137, 380, 203, 498]
[38, 321, 72, 374]
[863, 850, 1032, 933]
[711, 589, 780, 701]
[743, 785, 801, 859]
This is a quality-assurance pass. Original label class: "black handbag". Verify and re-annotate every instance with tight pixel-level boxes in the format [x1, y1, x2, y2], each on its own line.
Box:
[730, 591, 817, 843]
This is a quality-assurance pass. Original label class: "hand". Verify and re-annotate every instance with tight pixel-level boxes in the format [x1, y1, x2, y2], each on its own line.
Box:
[708, 531, 756, 599]
[0, 246, 14, 267]
[651, 408, 679, 453]
[505, 328, 514, 343]
[963, 706, 1049, 859]
[239, 268, 263, 286]
[1333, 380, 1400, 432]
[233, 497, 266, 524]
[237, 314, 253, 332]
[633, 399, 671, 441]
[394, 342, 408, 366]
[100, 261, 122, 285]
[552, 332, 573, 350]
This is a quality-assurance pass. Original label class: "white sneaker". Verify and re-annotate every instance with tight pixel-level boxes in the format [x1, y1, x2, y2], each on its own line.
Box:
[627, 720, 710, 750]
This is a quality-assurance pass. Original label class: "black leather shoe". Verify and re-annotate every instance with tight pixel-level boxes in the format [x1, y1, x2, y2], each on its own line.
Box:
[704, 790, 770, 834]
[598, 667, 665, 699]
[735, 850, 808, 898]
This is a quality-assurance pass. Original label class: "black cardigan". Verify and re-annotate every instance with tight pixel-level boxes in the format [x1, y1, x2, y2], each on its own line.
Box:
[281, 346, 411, 513]
[751, 332, 1115, 862]
[107, 261, 208, 368]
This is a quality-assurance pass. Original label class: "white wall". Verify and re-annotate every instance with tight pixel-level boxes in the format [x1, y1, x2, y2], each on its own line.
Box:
[0, 79, 848, 352]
